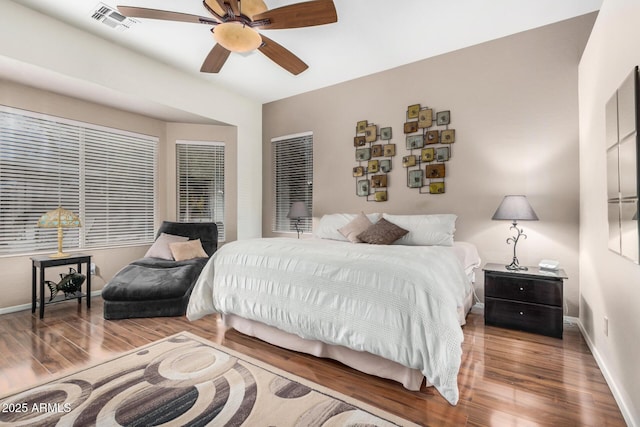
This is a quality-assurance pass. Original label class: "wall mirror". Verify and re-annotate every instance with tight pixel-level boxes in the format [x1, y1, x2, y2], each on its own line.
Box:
[606, 66, 640, 263]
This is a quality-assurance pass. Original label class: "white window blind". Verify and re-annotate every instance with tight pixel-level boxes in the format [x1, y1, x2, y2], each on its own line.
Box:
[272, 132, 313, 233]
[0, 106, 157, 256]
[84, 127, 157, 247]
[176, 141, 225, 241]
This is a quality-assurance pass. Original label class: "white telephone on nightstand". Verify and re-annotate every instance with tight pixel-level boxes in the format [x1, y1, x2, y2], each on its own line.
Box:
[539, 259, 560, 271]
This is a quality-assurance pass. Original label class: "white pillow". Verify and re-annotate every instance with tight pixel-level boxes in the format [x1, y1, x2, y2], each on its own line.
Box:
[145, 233, 189, 259]
[314, 213, 381, 241]
[382, 214, 457, 246]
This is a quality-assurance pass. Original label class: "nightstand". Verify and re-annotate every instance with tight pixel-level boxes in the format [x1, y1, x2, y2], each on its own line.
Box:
[483, 263, 567, 338]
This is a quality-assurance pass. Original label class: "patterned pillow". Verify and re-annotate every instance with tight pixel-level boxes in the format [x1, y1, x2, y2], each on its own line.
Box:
[356, 218, 409, 245]
[338, 212, 374, 243]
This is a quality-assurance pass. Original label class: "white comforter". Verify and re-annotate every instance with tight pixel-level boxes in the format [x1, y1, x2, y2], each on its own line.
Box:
[187, 238, 471, 405]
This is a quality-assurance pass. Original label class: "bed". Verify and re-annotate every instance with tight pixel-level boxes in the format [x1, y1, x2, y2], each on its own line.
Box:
[187, 213, 480, 405]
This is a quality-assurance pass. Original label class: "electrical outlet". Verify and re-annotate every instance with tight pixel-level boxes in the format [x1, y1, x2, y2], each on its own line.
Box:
[604, 316, 609, 337]
[90, 263, 96, 276]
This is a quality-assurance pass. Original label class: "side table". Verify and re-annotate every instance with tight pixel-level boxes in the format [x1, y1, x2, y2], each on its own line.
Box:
[483, 263, 567, 338]
[31, 254, 92, 319]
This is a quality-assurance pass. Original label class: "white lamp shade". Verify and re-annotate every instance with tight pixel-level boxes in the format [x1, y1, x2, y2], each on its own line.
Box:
[287, 201, 311, 219]
[492, 195, 539, 221]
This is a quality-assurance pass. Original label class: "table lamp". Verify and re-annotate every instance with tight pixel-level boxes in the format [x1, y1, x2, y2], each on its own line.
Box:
[287, 201, 311, 239]
[492, 195, 538, 271]
[37, 207, 82, 258]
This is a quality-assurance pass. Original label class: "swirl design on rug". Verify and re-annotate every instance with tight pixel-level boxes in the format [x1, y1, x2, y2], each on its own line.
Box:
[0, 333, 411, 426]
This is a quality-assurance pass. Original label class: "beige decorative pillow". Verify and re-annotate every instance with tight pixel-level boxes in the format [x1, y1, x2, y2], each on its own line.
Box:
[357, 218, 409, 245]
[169, 239, 209, 261]
[144, 233, 189, 260]
[338, 212, 374, 243]
[314, 213, 381, 241]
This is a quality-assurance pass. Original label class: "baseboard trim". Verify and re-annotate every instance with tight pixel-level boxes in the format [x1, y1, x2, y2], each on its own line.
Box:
[576, 320, 636, 427]
[0, 290, 103, 316]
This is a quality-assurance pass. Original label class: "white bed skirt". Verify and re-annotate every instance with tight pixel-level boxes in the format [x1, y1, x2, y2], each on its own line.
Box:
[222, 289, 474, 391]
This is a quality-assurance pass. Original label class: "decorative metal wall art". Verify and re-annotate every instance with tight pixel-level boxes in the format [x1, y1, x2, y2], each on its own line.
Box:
[353, 121, 395, 202]
[402, 103, 456, 194]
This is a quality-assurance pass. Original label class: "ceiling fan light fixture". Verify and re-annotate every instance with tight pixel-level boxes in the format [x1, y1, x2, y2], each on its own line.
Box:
[213, 22, 262, 52]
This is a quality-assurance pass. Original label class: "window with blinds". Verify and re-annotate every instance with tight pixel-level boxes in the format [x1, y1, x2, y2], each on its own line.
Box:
[84, 128, 157, 247]
[272, 132, 313, 233]
[0, 105, 158, 256]
[176, 141, 225, 241]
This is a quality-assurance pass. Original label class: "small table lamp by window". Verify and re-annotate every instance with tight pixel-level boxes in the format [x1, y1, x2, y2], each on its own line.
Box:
[287, 201, 311, 239]
[37, 207, 82, 258]
[492, 195, 538, 271]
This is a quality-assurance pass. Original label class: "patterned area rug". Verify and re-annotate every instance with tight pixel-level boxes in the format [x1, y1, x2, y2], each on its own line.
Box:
[0, 332, 417, 426]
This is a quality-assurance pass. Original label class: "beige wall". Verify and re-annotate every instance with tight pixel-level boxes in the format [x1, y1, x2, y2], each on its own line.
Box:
[579, 0, 640, 424]
[263, 14, 596, 316]
[0, 80, 236, 310]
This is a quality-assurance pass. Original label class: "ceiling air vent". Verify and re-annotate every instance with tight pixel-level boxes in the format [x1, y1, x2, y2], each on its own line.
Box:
[91, 3, 137, 31]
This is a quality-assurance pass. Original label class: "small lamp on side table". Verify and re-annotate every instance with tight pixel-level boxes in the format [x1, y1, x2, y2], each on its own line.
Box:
[491, 195, 538, 271]
[37, 207, 81, 258]
[287, 201, 311, 239]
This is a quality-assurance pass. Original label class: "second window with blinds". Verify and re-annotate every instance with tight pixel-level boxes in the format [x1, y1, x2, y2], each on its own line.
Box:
[176, 141, 225, 242]
[272, 132, 313, 234]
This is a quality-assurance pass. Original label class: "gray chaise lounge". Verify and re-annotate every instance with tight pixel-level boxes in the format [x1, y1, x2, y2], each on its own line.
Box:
[102, 221, 218, 320]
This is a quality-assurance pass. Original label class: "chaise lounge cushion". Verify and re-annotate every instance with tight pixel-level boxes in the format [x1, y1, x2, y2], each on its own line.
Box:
[102, 221, 217, 320]
[102, 258, 207, 302]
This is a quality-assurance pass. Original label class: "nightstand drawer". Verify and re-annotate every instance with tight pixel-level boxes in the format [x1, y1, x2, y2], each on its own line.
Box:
[485, 298, 563, 338]
[485, 274, 562, 307]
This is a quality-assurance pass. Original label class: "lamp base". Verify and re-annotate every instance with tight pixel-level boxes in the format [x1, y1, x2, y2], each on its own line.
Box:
[505, 259, 528, 271]
[294, 219, 302, 239]
[49, 227, 71, 258]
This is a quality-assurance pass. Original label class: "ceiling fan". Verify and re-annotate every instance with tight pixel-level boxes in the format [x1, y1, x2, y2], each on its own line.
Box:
[117, 0, 338, 75]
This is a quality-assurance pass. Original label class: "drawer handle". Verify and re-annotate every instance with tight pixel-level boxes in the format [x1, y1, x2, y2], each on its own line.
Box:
[519, 287, 524, 291]
[519, 311, 524, 315]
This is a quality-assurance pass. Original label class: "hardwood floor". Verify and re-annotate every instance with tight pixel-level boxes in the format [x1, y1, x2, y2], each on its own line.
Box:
[0, 298, 626, 426]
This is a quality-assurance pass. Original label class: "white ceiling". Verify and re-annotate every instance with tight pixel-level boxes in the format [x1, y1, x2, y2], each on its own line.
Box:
[6, 0, 601, 115]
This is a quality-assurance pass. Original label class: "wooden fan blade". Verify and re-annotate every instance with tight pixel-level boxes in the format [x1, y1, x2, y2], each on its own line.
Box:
[241, 0, 268, 19]
[258, 35, 308, 75]
[252, 0, 337, 30]
[201, 44, 231, 73]
[117, 6, 218, 24]
[203, 0, 225, 18]
[226, 0, 240, 16]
